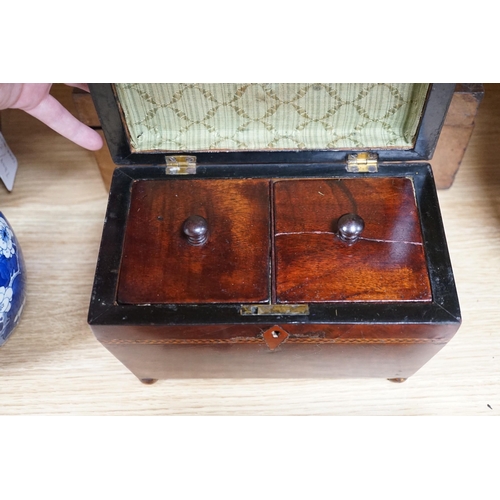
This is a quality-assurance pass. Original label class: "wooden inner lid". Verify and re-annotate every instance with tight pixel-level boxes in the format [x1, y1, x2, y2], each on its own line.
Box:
[117, 179, 271, 304]
[273, 177, 432, 303]
[117, 176, 431, 305]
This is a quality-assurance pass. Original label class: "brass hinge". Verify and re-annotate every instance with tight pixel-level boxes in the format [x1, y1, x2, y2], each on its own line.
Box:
[346, 152, 378, 173]
[165, 155, 197, 175]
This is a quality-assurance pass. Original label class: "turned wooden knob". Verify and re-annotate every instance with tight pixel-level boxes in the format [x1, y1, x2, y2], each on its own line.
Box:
[337, 213, 364, 243]
[183, 215, 209, 246]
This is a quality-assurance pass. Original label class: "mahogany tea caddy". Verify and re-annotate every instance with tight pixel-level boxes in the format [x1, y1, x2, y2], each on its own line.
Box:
[88, 83, 461, 383]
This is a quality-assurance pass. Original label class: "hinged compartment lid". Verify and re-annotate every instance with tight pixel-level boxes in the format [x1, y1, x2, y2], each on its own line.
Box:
[89, 83, 455, 166]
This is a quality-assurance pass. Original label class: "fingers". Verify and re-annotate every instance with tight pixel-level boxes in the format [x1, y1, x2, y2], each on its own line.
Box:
[65, 83, 90, 93]
[26, 94, 103, 151]
[0, 83, 21, 109]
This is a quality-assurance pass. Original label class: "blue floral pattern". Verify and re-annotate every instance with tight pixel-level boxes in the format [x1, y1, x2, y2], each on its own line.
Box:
[0, 213, 26, 346]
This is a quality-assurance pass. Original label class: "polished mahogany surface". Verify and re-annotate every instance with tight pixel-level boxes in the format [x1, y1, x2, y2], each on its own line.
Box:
[117, 178, 271, 304]
[95, 323, 458, 379]
[118, 176, 432, 305]
[273, 178, 432, 302]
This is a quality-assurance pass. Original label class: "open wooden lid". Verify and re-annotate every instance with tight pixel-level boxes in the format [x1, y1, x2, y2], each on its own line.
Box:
[89, 83, 455, 166]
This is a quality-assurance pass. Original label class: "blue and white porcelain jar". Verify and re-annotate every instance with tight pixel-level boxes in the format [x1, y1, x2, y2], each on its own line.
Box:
[0, 212, 26, 346]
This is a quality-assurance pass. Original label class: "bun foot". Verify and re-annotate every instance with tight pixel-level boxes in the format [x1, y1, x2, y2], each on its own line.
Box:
[140, 378, 158, 385]
[388, 378, 407, 383]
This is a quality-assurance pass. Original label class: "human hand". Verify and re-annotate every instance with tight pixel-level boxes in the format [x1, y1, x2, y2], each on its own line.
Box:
[0, 83, 103, 151]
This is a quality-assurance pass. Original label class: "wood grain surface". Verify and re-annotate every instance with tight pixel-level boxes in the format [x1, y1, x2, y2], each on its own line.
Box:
[273, 178, 431, 302]
[118, 178, 271, 304]
[93, 323, 458, 380]
[0, 84, 499, 415]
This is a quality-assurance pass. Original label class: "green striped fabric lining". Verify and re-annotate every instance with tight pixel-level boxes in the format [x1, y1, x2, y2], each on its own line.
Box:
[114, 83, 429, 152]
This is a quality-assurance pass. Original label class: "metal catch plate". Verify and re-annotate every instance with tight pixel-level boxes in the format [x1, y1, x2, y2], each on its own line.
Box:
[346, 152, 378, 173]
[240, 304, 310, 316]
